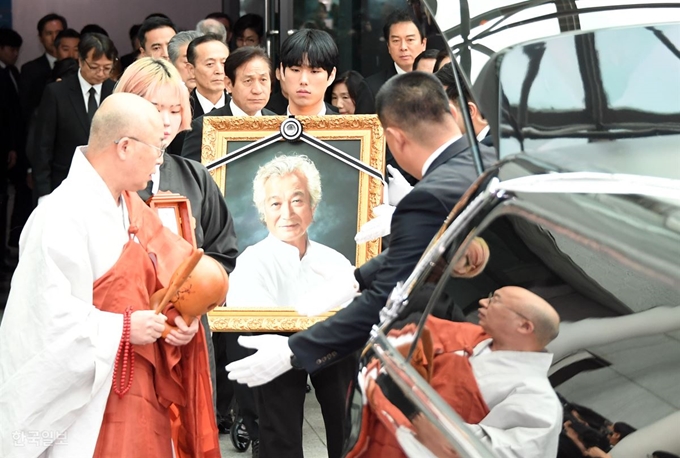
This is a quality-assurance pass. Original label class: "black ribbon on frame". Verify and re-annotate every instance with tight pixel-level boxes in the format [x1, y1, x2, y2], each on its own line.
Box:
[204, 117, 386, 188]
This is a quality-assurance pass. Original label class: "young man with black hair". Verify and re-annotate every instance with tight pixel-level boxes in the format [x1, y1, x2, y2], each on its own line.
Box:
[19, 13, 67, 120]
[278, 28, 338, 116]
[138, 16, 177, 61]
[32, 33, 116, 202]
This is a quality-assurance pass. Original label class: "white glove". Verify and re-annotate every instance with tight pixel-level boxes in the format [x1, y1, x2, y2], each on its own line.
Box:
[226, 335, 293, 387]
[295, 263, 360, 317]
[354, 204, 395, 244]
[387, 165, 413, 206]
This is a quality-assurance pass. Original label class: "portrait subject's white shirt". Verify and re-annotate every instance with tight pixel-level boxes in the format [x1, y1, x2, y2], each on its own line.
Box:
[227, 234, 352, 307]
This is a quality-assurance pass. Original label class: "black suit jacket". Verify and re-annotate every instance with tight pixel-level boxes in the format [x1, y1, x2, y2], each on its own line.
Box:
[180, 103, 277, 162]
[288, 137, 497, 373]
[32, 74, 115, 197]
[364, 64, 398, 99]
[19, 54, 52, 122]
[0, 65, 23, 155]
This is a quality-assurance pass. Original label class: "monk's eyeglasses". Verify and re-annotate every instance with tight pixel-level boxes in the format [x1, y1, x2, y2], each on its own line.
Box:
[114, 137, 166, 158]
[487, 292, 531, 321]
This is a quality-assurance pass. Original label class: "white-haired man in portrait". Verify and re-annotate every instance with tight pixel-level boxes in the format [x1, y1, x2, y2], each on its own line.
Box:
[227, 154, 354, 306]
[226, 154, 358, 458]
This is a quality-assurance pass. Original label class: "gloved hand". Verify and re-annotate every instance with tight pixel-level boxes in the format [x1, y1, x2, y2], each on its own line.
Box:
[354, 204, 395, 244]
[295, 263, 360, 317]
[226, 335, 293, 387]
[387, 165, 413, 206]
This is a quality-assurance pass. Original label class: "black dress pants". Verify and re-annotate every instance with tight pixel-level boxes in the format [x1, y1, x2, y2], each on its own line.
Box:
[254, 354, 357, 458]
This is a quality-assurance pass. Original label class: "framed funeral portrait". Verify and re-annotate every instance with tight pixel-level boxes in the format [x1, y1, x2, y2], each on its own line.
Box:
[204, 115, 386, 332]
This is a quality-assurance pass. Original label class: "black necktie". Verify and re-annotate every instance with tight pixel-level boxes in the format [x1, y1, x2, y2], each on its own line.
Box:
[88, 87, 98, 122]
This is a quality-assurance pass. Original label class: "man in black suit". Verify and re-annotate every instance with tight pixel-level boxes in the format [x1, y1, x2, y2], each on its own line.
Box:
[137, 16, 177, 61]
[19, 13, 66, 122]
[167, 34, 230, 157]
[226, 72, 496, 387]
[32, 33, 116, 202]
[0, 28, 29, 257]
[364, 10, 426, 102]
[226, 29, 357, 458]
[181, 46, 276, 162]
[436, 62, 493, 146]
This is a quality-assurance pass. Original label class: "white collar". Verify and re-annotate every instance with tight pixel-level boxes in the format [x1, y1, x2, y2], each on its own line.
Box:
[69, 146, 119, 206]
[230, 99, 262, 117]
[0, 61, 6, 69]
[264, 233, 312, 260]
[476, 125, 490, 142]
[394, 62, 407, 75]
[421, 135, 462, 177]
[77, 69, 103, 96]
[286, 104, 326, 116]
[45, 52, 57, 69]
[195, 89, 226, 114]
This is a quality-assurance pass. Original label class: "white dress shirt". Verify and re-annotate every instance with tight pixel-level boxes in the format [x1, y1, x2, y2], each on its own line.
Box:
[227, 234, 352, 307]
[195, 89, 226, 114]
[421, 135, 462, 177]
[77, 70, 103, 113]
[286, 104, 326, 116]
[394, 62, 407, 75]
[465, 339, 562, 458]
[230, 99, 262, 117]
[46, 52, 57, 70]
[476, 125, 490, 142]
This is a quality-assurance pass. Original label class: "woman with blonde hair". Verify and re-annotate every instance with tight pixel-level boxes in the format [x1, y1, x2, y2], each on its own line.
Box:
[110, 57, 239, 457]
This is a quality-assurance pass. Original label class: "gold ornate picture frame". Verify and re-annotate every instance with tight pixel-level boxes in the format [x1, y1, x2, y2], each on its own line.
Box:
[203, 115, 385, 332]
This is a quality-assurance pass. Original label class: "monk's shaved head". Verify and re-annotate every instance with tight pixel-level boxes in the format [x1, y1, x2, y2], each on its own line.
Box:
[503, 286, 560, 347]
[88, 93, 163, 153]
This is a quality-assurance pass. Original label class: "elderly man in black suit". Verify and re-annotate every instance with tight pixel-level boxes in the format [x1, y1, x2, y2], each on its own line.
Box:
[167, 34, 230, 157]
[181, 46, 276, 162]
[32, 33, 116, 203]
[19, 13, 66, 121]
[226, 71, 497, 387]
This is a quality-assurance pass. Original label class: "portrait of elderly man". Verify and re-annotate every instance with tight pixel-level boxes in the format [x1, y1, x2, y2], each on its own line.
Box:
[226, 154, 357, 458]
[227, 154, 353, 306]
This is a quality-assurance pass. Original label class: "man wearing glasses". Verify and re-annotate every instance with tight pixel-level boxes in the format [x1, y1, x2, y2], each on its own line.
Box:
[32, 32, 116, 204]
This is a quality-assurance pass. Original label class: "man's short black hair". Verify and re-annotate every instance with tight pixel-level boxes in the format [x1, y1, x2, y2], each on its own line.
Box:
[78, 32, 117, 62]
[434, 48, 450, 72]
[0, 28, 23, 48]
[413, 49, 439, 71]
[80, 24, 108, 37]
[280, 29, 337, 76]
[376, 72, 451, 133]
[37, 14, 67, 35]
[382, 10, 424, 42]
[225, 46, 272, 85]
[54, 28, 80, 49]
[186, 33, 224, 66]
[613, 422, 636, 440]
[128, 24, 141, 41]
[138, 16, 177, 50]
[233, 14, 264, 40]
[435, 62, 473, 106]
[145, 13, 170, 20]
[206, 12, 233, 29]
